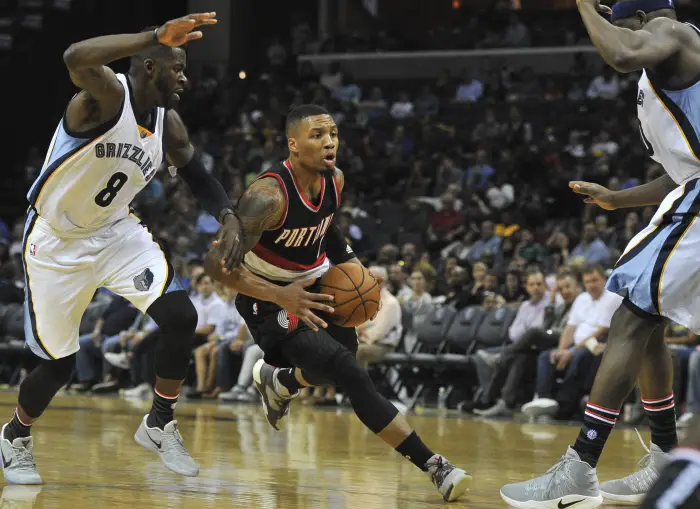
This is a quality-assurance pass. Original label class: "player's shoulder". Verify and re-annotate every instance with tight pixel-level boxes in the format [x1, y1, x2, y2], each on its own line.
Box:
[333, 167, 344, 191]
[643, 17, 691, 38]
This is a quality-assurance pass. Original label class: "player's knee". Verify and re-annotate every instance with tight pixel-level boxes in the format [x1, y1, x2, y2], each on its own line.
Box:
[46, 353, 76, 383]
[149, 292, 198, 335]
[167, 299, 198, 334]
[331, 349, 373, 393]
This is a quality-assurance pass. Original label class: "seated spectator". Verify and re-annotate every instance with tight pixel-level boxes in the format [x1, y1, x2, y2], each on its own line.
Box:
[356, 266, 402, 369]
[74, 295, 139, 390]
[399, 268, 433, 329]
[214, 286, 264, 402]
[522, 265, 622, 420]
[571, 222, 611, 266]
[332, 73, 362, 104]
[678, 345, 700, 428]
[414, 86, 439, 117]
[190, 275, 228, 397]
[472, 271, 579, 416]
[388, 263, 412, 301]
[665, 321, 699, 413]
[455, 71, 484, 103]
[502, 269, 527, 304]
[468, 220, 502, 265]
[587, 66, 620, 100]
[390, 92, 414, 119]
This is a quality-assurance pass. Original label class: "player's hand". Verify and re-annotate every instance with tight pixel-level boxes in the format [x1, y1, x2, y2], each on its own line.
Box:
[212, 213, 245, 272]
[275, 278, 335, 332]
[569, 181, 618, 210]
[576, 0, 612, 15]
[156, 12, 217, 47]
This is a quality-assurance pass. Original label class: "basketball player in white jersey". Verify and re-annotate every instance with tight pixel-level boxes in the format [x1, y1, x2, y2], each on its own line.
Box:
[0, 13, 331, 485]
[501, 1, 700, 508]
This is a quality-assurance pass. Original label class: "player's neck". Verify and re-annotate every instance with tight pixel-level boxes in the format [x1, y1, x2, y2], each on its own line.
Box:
[127, 75, 158, 120]
[287, 157, 322, 193]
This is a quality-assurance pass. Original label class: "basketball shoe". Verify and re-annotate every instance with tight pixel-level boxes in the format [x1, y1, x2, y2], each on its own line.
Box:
[134, 415, 199, 476]
[425, 454, 472, 502]
[253, 359, 298, 431]
[500, 446, 603, 508]
[0, 425, 41, 485]
[599, 435, 669, 505]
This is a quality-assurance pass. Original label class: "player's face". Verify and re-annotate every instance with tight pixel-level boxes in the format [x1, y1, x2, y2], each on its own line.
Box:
[154, 49, 187, 110]
[290, 115, 339, 173]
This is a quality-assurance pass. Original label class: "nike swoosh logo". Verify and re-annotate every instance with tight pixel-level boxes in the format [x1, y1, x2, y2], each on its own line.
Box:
[146, 432, 161, 450]
[558, 500, 585, 509]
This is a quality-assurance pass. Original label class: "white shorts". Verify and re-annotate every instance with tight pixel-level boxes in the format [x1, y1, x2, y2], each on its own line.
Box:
[607, 178, 700, 333]
[22, 209, 183, 360]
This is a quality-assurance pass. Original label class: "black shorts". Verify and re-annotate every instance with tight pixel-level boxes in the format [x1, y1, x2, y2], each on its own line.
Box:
[236, 292, 358, 368]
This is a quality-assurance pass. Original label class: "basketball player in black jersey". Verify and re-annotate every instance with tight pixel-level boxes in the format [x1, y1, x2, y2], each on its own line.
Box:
[205, 104, 471, 502]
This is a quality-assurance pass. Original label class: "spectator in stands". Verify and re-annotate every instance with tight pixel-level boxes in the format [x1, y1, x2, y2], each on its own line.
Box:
[356, 266, 402, 369]
[619, 211, 643, 248]
[513, 229, 548, 266]
[502, 269, 526, 304]
[399, 268, 433, 329]
[678, 345, 700, 428]
[359, 86, 388, 119]
[664, 321, 698, 413]
[587, 66, 621, 100]
[455, 71, 484, 103]
[388, 263, 412, 301]
[522, 265, 621, 419]
[333, 73, 362, 104]
[472, 271, 579, 416]
[414, 86, 439, 118]
[466, 149, 496, 190]
[390, 92, 414, 119]
[468, 220, 502, 264]
[427, 193, 464, 249]
[74, 296, 139, 390]
[570, 222, 611, 266]
[502, 12, 531, 47]
[190, 275, 228, 398]
[590, 130, 620, 158]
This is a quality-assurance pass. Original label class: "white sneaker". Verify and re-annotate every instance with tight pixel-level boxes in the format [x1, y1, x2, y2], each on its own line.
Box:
[677, 412, 695, 428]
[522, 397, 559, 419]
[104, 352, 130, 370]
[120, 383, 151, 399]
[0, 425, 42, 485]
[134, 415, 199, 477]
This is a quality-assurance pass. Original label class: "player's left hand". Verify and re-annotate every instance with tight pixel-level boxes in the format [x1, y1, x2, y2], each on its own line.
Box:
[212, 213, 245, 272]
[576, 0, 612, 15]
[156, 12, 218, 47]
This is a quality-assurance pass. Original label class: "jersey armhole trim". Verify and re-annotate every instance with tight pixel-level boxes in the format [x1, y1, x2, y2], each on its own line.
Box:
[332, 173, 342, 207]
[253, 173, 289, 230]
[61, 81, 126, 140]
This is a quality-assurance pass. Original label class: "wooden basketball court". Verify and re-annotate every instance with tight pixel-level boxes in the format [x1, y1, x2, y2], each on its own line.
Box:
[0, 392, 652, 508]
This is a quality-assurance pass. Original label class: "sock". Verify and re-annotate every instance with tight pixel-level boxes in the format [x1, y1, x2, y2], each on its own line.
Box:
[147, 388, 179, 429]
[275, 368, 303, 396]
[4, 409, 32, 442]
[395, 432, 435, 471]
[642, 393, 678, 452]
[573, 402, 620, 468]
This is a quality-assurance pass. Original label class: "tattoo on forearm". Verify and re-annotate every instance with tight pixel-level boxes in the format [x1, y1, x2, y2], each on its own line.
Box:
[235, 178, 285, 252]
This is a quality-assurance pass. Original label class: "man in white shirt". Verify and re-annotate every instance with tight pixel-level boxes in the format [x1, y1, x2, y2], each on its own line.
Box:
[356, 266, 403, 369]
[191, 274, 228, 396]
[522, 265, 622, 419]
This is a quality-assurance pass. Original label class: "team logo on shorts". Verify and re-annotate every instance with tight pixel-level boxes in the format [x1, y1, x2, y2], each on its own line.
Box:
[253, 303, 258, 315]
[277, 310, 299, 333]
[133, 268, 154, 292]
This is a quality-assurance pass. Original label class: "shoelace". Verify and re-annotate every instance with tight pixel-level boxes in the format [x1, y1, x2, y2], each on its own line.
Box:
[633, 428, 653, 470]
[161, 427, 189, 457]
[11, 442, 36, 469]
[525, 454, 569, 494]
[428, 457, 451, 487]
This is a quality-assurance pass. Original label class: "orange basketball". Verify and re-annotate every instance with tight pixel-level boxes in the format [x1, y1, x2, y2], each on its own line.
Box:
[319, 263, 381, 327]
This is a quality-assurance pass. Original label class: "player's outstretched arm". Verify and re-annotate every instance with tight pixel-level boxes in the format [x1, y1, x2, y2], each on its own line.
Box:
[570, 173, 677, 209]
[204, 178, 335, 331]
[577, 1, 684, 73]
[62, 13, 216, 130]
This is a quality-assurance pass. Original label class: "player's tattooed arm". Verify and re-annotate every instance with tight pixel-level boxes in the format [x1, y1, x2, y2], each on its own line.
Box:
[231, 177, 287, 255]
[578, 4, 684, 73]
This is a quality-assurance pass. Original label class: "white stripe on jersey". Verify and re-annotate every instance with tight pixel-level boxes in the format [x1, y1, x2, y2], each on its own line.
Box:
[243, 251, 330, 282]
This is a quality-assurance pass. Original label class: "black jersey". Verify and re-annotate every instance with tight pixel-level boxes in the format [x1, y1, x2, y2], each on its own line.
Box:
[243, 159, 340, 282]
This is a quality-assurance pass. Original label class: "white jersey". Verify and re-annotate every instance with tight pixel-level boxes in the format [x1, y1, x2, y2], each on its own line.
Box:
[27, 73, 165, 236]
[637, 23, 700, 185]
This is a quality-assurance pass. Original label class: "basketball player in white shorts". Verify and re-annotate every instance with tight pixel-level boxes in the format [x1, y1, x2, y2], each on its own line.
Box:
[501, 1, 700, 508]
[0, 13, 250, 485]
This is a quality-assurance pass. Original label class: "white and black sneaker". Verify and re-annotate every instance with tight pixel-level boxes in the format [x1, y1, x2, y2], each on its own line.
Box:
[252, 359, 297, 431]
[0, 425, 41, 485]
[425, 454, 472, 502]
[134, 415, 199, 477]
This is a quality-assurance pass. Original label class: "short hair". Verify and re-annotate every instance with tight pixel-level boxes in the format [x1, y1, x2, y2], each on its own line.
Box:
[582, 264, 606, 278]
[129, 26, 184, 69]
[525, 269, 544, 282]
[556, 270, 577, 281]
[285, 104, 330, 134]
[195, 273, 213, 285]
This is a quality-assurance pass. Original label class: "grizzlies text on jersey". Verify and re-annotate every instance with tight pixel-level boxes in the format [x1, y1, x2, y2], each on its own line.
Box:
[27, 73, 164, 235]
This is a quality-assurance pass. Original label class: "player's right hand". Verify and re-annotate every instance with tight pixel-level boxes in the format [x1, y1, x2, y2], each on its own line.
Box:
[156, 12, 217, 47]
[569, 181, 618, 210]
[275, 278, 335, 332]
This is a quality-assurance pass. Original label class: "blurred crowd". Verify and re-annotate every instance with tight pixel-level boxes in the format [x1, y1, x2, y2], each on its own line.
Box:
[1, 10, 697, 430]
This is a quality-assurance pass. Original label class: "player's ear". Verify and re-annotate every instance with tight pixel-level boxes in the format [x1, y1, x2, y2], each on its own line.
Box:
[287, 135, 297, 154]
[636, 10, 648, 27]
[143, 58, 156, 77]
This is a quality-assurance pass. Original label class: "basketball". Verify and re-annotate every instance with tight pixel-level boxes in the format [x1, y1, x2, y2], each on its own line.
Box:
[319, 263, 381, 327]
